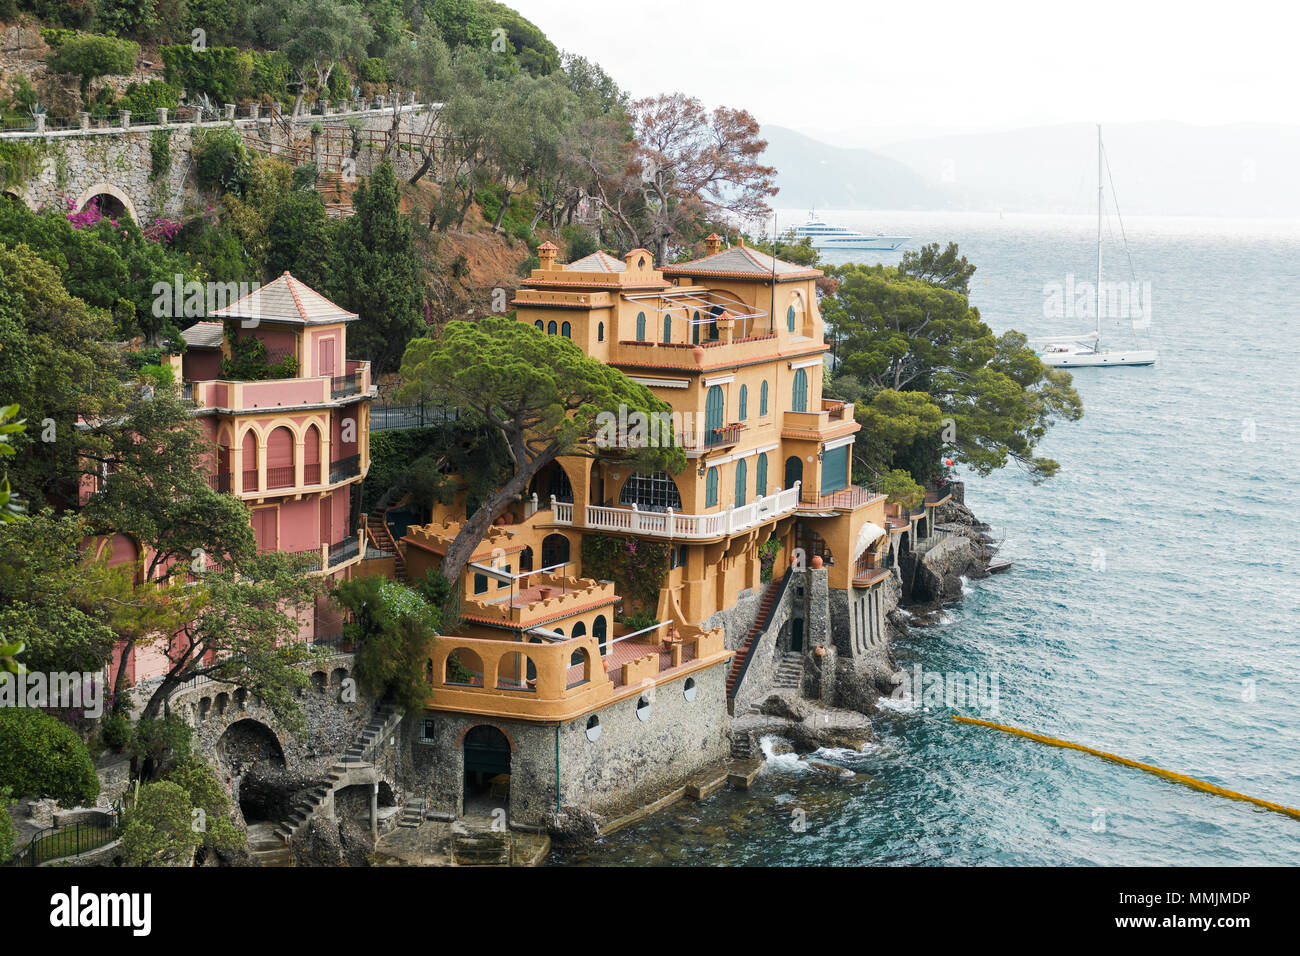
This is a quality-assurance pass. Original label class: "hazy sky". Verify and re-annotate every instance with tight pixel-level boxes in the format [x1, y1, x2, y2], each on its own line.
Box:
[507, 0, 1297, 146]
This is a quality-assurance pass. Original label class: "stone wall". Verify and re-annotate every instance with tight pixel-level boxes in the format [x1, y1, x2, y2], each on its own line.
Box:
[407, 660, 731, 829]
[3, 104, 439, 221]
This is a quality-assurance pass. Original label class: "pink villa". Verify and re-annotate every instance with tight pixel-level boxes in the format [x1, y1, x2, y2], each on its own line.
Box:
[105, 273, 377, 689]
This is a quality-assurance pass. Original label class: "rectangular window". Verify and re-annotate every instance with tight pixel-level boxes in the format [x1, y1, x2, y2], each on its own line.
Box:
[474, 573, 488, 594]
[421, 719, 436, 741]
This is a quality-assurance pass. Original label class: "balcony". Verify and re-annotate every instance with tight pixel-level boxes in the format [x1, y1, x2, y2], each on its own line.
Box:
[424, 624, 730, 722]
[461, 574, 616, 633]
[208, 472, 232, 492]
[287, 531, 366, 575]
[782, 400, 857, 440]
[330, 453, 361, 483]
[799, 484, 885, 510]
[552, 484, 800, 540]
[183, 362, 370, 414]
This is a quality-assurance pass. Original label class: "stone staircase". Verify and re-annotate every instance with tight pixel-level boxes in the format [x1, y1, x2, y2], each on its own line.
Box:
[726, 574, 785, 700]
[366, 511, 408, 583]
[773, 652, 803, 691]
[451, 827, 512, 866]
[730, 733, 754, 760]
[269, 703, 400, 846]
[246, 822, 294, 866]
[398, 800, 425, 829]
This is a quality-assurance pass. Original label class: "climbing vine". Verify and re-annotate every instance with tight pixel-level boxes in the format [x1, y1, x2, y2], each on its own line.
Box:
[580, 534, 670, 613]
[0, 141, 39, 191]
[149, 129, 172, 181]
[758, 534, 782, 582]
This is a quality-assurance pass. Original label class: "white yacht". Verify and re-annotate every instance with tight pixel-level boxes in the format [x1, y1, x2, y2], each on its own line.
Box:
[791, 215, 909, 252]
[1038, 126, 1157, 368]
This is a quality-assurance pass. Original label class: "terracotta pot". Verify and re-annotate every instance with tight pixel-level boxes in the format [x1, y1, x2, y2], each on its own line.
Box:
[538, 586, 553, 599]
[814, 645, 826, 658]
[811, 555, 824, 569]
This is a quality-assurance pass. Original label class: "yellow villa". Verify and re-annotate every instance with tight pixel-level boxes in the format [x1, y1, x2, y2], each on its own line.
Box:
[399, 237, 952, 828]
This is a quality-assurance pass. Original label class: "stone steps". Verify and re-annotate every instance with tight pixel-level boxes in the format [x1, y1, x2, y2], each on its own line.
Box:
[773, 652, 803, 690]
[726, 575, 785, 698]
[270, 705, 399, 844]
[452, 831, 511, 866]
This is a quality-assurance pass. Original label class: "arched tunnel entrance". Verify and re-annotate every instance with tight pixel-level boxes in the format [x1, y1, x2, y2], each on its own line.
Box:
[216, 718, 288, 824]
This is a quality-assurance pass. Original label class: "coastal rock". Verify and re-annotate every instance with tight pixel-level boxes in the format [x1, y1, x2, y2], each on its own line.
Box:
[834, 658, 898, 714]
[546, 807, 603, 844]
[910, 535, 980, 604]
[756, 692, 809, 721]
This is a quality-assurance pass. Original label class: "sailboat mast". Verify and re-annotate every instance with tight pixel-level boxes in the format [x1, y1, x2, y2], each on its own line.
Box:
[1096, 124, 1103, 343]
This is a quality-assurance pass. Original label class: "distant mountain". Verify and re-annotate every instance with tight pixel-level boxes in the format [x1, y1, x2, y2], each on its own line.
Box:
[760, 125, 943, 212]
[878, 121, 1300, 218]
[764, 122, 1300, 217]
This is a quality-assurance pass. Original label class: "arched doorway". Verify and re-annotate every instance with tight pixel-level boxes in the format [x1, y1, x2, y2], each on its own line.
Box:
[541, 533, 570, 569]
[784, 455, 803, 491]
[463, 725, 511, 818]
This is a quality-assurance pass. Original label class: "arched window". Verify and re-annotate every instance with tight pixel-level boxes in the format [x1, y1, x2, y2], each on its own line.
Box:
[663, 313, 672, 342]
[266, 426, 294, 489]
[705, 466, 719, 507]
[734, 458, 747, 506]
[756, 453, 768, 497]
[561, 321, 571, 338]
[760, 380, 769, 417]
[534, 320, 543, 331]
[692, 310, 701, 344]
[787, 304, 796, 333]
[572, 620, 587, 638]
[792, 367, 808, 412]
[597, 322, 604, 342]
[547, 320, 558, 335]
[708, 305, 721, 340]
[593, 615, 607, 656]
[541, 533, 570, 568]
[704, 385, 724, 444]
[738, 384, 748, 421]
[636, 311, 646, 341]
[619, 471, 683, 512]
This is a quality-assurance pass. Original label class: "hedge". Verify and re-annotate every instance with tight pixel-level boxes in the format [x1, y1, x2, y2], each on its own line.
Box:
[0, 709, 99, 805]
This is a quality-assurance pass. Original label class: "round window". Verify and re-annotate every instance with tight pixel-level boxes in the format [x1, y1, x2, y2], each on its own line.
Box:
[585, 715, 602, 741]
[683, 677, 697, 702]
[635, 696, 652, 722]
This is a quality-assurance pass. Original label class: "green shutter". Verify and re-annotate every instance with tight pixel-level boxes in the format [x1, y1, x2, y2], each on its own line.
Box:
[820, 444, 849, 495]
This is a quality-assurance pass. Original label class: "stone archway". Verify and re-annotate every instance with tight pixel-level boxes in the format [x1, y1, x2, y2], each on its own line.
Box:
[216, 718, 288, 824]
[72, 183, 137, 223]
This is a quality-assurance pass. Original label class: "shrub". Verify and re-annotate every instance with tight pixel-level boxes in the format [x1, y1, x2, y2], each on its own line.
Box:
[160, 44, 248, 103]
[120, 780, 199, 866]
[0, 787, 14, 861]
[100, 713, 130, 750]
[0, 709, 99, 805]
[128, 713, 192, 780]
[357, 56, 389, 84]
[119, 79, 181, 117]
[47, 33, 140, 97]
[193, 126, 249, 195]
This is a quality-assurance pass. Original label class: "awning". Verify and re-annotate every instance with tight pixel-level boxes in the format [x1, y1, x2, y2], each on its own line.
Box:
[851, 521, 886, 562]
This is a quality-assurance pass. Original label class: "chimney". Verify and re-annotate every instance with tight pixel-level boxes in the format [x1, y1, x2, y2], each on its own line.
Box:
[537, 241, 559, 270]
[704, 233, 722, 255]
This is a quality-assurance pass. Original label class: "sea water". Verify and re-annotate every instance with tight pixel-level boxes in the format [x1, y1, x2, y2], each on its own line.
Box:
[550, 210, 1300, 865]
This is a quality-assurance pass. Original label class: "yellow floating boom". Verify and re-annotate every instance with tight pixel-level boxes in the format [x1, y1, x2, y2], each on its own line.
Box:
[952, 714, 1300, 821]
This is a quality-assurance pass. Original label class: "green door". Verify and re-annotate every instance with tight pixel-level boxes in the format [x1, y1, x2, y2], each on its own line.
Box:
[705, 385, 724, 443]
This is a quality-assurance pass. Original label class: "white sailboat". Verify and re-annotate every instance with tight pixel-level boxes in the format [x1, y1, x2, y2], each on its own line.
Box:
[1038, 126, 1157, 368]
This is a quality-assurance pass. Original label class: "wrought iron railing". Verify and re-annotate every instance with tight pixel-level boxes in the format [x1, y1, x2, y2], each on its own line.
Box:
[11, 810, 121, 866]
[209, 472, 233, 492]
[330, 373, 361, 399]
[330, 454, 360, 482]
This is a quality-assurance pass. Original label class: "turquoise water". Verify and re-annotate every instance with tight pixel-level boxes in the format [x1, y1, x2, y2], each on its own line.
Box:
[551, 211, 1300, 866]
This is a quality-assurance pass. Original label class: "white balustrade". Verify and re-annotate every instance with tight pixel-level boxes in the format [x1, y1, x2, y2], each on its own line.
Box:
[551, 483, 800, 539]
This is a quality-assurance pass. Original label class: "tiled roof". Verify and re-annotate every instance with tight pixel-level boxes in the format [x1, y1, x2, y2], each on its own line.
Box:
[662, 245, 822, 280]
[209, 272, 358, 326]
[566, 251, 627, 273]
[180, 321, 224, 348]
